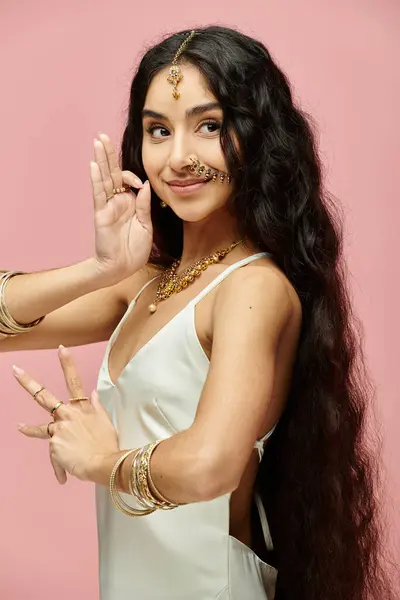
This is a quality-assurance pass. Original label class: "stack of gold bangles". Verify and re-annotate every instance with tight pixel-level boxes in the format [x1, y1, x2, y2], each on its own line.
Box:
[0, 271, 45, 339]
[110, 440, 180, 517]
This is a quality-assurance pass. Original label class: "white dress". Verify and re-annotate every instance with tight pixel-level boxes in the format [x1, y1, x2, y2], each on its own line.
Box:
[96, 253, 278, 599]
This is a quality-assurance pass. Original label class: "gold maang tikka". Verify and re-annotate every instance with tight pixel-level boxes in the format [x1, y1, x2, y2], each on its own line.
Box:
[167, 30, 196, 99]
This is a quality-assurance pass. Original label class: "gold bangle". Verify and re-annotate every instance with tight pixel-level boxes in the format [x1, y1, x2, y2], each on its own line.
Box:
[109, 449, 156, 517]
[131, 441, 179, 510]
[0, 271, 45, 335]
[130, 447, 159, 509]
[146, 441, 179, 509]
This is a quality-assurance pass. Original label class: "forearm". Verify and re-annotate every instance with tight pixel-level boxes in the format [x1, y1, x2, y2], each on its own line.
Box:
[91, 429, 234, 505]
[1, 258, 111, 325]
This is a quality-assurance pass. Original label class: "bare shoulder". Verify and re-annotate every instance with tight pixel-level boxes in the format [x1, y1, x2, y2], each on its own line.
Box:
[119, 263, 164, 306]
[213, 257, 302, 335]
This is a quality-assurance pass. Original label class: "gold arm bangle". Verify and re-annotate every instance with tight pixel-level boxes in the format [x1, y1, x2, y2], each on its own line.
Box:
[0, 271, 45, 336]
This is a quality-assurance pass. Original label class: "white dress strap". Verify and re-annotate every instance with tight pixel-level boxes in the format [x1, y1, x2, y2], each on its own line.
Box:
[130, 273, 161, 306]
[253, 424, 278, 552]
[253, 423, 278, 462]
[254, 491, 274, 552]
[190, 252, 271, 306]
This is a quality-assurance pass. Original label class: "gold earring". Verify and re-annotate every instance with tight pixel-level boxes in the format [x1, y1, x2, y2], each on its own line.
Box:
[160, 200, 167, 208]
[167, 30, 196, 99]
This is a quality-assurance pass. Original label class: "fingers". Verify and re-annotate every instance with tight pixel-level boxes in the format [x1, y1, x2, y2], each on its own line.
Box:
[94, 137, 118, 199]
[17, 423, 67, 485]
[17, 422, 49, 439]
[121, 170, 144, 190]
[135, 181, 152, 233]
[90, 160, 108, 212]
[57, 346, 89, 410]
[90, 389, 107, 414]
[50, 445, 67, 485]
[90, 134, 143, 213]
[12, 366, 69, 418]
[97, 133, 123, 192]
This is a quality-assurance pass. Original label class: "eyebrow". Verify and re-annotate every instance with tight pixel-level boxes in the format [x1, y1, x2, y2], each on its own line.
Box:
[142, 101, 222, 121]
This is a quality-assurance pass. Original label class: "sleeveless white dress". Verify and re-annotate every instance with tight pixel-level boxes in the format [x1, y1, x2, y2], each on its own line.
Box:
[96, 253, 278, 599]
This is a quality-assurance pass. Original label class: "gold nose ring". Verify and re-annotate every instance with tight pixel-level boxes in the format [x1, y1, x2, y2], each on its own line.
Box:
[189, 158, 232, 184]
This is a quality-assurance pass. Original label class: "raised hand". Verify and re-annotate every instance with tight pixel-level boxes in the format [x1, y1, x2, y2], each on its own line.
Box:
[91, 133, 153, 283]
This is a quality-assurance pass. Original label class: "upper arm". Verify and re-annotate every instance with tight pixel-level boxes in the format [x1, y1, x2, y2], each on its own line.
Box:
[190, 266, 294, 489]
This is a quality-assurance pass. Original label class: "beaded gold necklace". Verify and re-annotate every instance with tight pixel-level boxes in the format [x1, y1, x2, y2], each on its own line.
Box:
[148, 240, 242, 313]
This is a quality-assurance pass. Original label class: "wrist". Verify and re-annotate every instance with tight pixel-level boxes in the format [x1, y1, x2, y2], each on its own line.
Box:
[90, 257, 136, 288]
[86, 451, 125, 486]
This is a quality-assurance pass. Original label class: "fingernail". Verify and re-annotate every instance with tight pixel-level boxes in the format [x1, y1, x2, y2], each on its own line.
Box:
[134, 177, 143, 187]
[58, 344, 69, 357]
[17, 423, 26, 429]
[12, 365, 25, 377]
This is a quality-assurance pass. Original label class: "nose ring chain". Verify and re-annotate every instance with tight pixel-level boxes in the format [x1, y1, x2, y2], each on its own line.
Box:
[189, 158, 232, 184]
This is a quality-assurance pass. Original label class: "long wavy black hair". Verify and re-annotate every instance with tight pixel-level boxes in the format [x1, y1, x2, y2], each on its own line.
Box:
[120, 25, 395, 600]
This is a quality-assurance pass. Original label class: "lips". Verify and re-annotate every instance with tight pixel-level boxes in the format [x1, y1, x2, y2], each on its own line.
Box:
[167, 179, 208, 187]
[167, 180, 210, 195]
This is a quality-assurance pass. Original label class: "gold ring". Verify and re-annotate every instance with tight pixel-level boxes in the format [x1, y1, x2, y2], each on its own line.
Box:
[106, 187, 127, 202]
[50, 401, 64, 416]
[33, 386, 45, 400]
[47, 422, 53, 438]
[68, 396, 89, 403]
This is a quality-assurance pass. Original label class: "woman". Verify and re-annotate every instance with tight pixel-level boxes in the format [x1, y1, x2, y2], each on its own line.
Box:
[1, 26, 394, 600]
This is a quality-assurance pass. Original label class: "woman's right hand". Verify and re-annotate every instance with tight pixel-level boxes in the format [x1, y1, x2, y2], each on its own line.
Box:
[90, 133, 153, 283]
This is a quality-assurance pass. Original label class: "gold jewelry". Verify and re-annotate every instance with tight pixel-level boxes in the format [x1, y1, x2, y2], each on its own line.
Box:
[47, 422, 53, 438]
[50, 401, 64, 416]
[167, 30, 196, 99]
[148, 240, 242, 313]
[110, 442, 179, 518]
[160, 200, 167, 208]
[130, 441, 178, 510]
[68, 396, 89, 403]
[109, 449, 156, 517]
[189, 157, 232, 184]
[33, 386, 46, 401]
[0, 271, 45, 338]
[106, 186, 128, 202]
[146, 442, 179, 508]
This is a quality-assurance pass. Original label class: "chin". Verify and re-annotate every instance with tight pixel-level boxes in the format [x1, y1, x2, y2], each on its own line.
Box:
[168, 200, 217, 223]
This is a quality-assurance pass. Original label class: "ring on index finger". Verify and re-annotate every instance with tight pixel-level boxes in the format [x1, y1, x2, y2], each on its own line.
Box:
[50, 401, 64, 417]
[47, 422, 54, 438]
[33, 386, 46, 401]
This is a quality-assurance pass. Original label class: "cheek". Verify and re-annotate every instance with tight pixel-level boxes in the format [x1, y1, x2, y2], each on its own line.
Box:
[141, 142, 154, 174]
[141, 140, 166, 174]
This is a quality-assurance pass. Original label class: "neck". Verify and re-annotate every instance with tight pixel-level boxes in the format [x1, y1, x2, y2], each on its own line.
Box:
[179, 210, 241, 270]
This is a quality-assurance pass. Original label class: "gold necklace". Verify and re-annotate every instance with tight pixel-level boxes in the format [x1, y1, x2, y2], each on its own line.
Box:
[148, 240, 243, 313]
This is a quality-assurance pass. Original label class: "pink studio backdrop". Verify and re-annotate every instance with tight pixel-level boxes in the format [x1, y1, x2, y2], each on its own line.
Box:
[0, 1, 398, 598]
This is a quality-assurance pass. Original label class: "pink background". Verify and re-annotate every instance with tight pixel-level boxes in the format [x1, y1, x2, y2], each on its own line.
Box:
[0, 1, 398, 597]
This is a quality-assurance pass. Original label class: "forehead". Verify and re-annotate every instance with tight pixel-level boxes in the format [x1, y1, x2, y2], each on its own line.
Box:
[144, 63, 218, 117]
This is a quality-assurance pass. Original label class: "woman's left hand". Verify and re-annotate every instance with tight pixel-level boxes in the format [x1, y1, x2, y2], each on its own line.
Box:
[13, 346, 120, 483]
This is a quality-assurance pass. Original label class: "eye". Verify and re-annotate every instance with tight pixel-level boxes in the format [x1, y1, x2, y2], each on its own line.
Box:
[145, 124, 170, 139]
[198, 119, 221, 134]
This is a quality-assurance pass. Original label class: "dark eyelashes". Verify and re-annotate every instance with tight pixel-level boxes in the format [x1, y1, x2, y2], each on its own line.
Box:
[144, 119, 221, 136]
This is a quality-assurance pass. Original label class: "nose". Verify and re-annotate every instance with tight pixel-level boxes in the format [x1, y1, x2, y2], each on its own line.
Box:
[166, 131, 194, 173]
